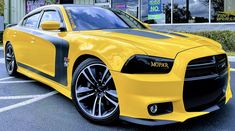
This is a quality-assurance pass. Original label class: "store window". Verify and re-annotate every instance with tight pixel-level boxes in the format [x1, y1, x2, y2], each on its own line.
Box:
[95, 0, 111, 8]
[211, 0, 235, 23]
[173, 0, 209, 23]
[112, 0, 139, 18]
[25, 0, 59, 14]
[141, 0, 171, 24]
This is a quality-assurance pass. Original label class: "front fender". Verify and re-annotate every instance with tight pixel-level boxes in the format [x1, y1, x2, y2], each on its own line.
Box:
[66, 37, 145, 89]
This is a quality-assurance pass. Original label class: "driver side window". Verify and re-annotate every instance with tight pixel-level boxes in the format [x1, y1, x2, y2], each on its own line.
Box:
[22, 13, 41, 29]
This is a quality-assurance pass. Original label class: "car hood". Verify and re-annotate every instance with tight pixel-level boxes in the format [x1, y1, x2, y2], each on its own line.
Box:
[78, 29, 221, 59]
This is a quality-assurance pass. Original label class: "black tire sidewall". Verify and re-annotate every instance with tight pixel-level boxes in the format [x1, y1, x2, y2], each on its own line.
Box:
[71, 58, 119, 125]
[5, 43, 17, 76]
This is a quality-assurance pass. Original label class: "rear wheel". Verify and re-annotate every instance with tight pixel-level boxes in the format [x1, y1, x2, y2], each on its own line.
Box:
[5, 43, 17, 76]
[72, 58, 119, 124]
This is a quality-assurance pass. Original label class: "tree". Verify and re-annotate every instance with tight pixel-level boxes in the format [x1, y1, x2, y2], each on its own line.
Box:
[0, 0, 3, 16]
[199, 0, 224, 21]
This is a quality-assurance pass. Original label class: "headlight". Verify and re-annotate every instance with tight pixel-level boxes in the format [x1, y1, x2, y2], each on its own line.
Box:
[121, 55, 174, 74]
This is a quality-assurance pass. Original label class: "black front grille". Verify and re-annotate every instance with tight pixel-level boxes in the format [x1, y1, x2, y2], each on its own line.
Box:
[183, 54, 228, 112]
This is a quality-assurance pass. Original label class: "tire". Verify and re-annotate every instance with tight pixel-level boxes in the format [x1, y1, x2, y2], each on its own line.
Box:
[5, 43, 17, 76]
[72, 58, 119, 125]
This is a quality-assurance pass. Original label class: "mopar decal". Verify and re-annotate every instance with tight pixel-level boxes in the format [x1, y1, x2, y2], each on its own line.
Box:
[14, 26, 69, 86]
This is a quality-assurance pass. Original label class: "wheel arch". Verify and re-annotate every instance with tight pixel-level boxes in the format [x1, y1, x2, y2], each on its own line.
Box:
[71, 54, 103, 75]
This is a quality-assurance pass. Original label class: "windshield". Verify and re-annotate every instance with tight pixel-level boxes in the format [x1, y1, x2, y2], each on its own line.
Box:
[65, 6, 146, 31]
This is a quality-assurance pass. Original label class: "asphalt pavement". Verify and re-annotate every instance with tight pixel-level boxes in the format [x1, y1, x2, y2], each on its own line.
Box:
[0, 48, 235, 131]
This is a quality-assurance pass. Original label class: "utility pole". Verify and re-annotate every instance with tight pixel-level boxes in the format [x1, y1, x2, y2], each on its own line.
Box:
[186, 0, 189, 22]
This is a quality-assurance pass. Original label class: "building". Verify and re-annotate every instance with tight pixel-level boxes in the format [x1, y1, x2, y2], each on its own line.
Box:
[4, 0, 235, 32]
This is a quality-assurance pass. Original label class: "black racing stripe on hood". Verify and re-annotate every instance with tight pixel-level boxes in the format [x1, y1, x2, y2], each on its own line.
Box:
[104, 29, 171, 39]
[159, 31, 188, 38]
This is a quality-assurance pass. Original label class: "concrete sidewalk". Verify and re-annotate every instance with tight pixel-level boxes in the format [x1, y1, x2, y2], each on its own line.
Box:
[228, 56, 235, 62]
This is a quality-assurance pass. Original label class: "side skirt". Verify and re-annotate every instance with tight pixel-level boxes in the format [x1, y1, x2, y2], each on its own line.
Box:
[17, 66, 72, 99]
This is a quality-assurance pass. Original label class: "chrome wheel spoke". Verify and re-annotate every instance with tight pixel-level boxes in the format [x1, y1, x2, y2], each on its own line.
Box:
[106, 90, 117, 98]
[104, 75, 112, 86]
[92, 95, 98, 116]
[7, 61, 12, 70]
[98, 96, 102, 116]
[101, 68, 108, 83]
[82, 71, 95, 86]
[87, 66, 98, 84]
[77, 92, 95, 101]
[76, 87, 94, 94]
[6, 53, 12, 61]
[104, 94, 118, 107]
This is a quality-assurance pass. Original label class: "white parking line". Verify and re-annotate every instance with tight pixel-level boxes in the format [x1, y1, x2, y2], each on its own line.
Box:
[231, 68, 235, 72]
[0, 94, 44, 100]
[0, 47, 3, 50]
[0, 77, 14, 81]
[228, 56, 235, 62]
[0, 80, 36, 84]
[0, 58, 4, 64]
[0, 91, 58, 113]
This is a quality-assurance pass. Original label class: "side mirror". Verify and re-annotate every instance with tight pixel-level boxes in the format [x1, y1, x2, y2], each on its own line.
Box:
[41, 21, 61, 31]
[143, 23, 151, 29]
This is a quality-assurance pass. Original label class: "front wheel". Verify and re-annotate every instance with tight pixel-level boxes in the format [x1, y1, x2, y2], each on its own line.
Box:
[72, 58, 119, 124]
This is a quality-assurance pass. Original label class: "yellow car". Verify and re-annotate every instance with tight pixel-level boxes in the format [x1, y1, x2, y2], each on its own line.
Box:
[3, 5, 232, 126]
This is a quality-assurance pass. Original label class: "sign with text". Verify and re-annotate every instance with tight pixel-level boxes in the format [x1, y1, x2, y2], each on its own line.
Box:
[148, 0, 162, 20]
[26, 0, 59, 14]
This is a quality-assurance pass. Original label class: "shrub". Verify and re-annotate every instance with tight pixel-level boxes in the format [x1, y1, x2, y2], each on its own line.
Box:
[191, 31, 235, 52]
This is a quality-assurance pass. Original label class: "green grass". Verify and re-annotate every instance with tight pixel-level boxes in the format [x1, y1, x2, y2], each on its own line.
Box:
[227, 52, 235, 56]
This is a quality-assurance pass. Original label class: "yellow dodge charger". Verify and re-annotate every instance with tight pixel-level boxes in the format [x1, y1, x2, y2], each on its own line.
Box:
[3, 5, 232, 126]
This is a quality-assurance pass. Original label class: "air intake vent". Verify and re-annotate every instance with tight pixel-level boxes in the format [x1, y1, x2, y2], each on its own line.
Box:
[183, 54, 228, 112]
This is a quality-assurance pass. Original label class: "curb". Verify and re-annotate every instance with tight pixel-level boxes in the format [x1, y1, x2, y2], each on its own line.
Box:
[228, 56, 235, 62]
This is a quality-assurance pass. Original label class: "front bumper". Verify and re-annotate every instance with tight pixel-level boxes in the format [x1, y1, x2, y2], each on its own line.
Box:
[110, 46, 233, 125]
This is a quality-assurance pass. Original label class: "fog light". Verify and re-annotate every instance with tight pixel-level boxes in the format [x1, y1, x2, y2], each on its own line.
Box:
[148, 102, 173, 116]
[148, 104, 158, 114]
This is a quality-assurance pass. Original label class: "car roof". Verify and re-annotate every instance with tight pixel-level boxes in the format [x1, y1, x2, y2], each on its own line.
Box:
[27, 4, 102, 15]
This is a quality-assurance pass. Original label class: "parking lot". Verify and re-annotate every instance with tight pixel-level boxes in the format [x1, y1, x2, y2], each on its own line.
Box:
[0, 48, 235, 131]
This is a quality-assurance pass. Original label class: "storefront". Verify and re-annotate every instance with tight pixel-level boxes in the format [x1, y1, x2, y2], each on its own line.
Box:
[84, 0, 235, 31]
[93, 0, 235, 24]
[4, 0, 235, 31]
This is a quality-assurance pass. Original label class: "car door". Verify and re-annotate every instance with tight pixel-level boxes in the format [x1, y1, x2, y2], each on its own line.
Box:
[14, 12, 42, 67]
[26, 9, 64, 77]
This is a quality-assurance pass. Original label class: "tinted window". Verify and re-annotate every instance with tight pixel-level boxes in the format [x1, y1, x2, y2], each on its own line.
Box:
[40, 10, 62, 26]
[65, 6, 145, 31]
[211, 0, 235, 23]
[23, 13, 41, 28]
[112, 10, 145, 29]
